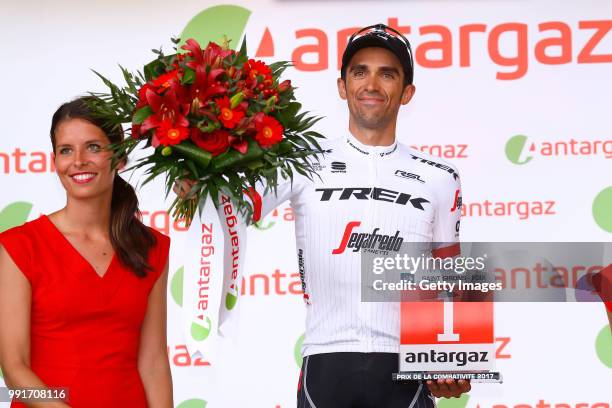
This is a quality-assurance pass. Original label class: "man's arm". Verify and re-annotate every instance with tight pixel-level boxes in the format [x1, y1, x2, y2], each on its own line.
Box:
[427, 170, 472, 399]
[174, 172, 306, 222]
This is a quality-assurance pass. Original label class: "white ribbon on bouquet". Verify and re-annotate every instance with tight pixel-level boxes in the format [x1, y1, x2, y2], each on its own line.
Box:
[182, 194, 248, 360]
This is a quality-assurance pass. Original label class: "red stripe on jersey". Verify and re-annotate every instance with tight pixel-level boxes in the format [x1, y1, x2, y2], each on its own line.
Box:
[432, 243, 461, 258]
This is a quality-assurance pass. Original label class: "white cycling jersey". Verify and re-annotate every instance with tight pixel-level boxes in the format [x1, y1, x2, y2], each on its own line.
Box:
[252, 132, 462, 356]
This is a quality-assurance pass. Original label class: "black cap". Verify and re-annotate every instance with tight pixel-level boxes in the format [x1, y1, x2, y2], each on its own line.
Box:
[341, 24, 414, 85]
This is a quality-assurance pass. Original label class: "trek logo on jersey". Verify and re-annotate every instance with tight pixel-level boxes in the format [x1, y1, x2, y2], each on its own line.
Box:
[315, 187, 430, 211]
[332, 221, 404, 254]
[395, 170, 425, 183]
[331, 161, 347, 173]
[410, 154, 459, 181]
[450, 189, 462, 212]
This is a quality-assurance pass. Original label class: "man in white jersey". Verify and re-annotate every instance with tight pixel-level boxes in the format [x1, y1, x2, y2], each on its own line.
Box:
[177, 23, 470, 407]
[253, 24, 468, 407]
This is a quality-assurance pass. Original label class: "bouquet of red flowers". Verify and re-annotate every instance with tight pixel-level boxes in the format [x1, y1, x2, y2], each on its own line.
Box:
[89, 38, 323, 224]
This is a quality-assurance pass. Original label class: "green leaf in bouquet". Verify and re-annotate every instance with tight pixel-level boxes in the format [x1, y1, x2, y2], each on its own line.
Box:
[238, 37, 248, 56]
[144, 58, 166, 81]
[230, 92, 244, 109]
[108, 138, 139, 170]
[268, 61, 292, 78]
[263, 96, 277, 114]
[133, 106, 153, 125]
[244, 159, 265, 170]
[141, 159, 176, 185]
[210, 140, 264, 171]
[276, 102, 302, 128]
[225, 171, 244, 191]
[186, 159, 200, 179]
[119, 65, 143, 96]
[182, 68, 196, 84]
[172, 142, 213, 169]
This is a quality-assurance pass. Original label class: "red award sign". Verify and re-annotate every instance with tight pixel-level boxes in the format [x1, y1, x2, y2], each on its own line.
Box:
[397, 301, 501, 381]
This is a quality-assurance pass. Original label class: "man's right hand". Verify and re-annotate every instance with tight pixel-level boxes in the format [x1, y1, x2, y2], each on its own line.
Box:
[172, 179, 197, 199]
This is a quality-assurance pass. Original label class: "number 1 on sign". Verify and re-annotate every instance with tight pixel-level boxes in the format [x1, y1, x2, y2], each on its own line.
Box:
[437, 301, 460, 342]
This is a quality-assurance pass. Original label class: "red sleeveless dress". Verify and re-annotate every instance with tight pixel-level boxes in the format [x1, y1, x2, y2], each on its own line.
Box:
[0, 215, 170, 408]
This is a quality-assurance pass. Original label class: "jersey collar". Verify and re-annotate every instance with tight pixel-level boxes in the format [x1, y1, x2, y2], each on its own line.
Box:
[344, 132, 399, 158]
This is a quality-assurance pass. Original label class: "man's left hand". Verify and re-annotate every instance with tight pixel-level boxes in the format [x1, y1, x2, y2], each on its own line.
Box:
[426, 379, 471, 398]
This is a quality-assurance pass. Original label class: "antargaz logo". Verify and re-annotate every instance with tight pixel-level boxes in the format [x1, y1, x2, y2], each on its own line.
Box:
[170, 266, 212, 342]
[505, 134, 612, 164]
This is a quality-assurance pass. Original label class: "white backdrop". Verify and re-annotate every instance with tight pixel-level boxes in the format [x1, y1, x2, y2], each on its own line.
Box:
[1, 1, 611, 407]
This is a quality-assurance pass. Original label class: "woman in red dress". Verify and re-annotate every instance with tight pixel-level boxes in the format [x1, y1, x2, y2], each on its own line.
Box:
[0, 97, 173, 407]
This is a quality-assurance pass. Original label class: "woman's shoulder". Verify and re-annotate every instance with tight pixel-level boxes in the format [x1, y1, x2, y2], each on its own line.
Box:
[0, 215, 47, 244]
[146, 226, 170, 247]
[0, 216, 49, 281]
[143, 226, 170, 276]
[144, 226, 170, 262]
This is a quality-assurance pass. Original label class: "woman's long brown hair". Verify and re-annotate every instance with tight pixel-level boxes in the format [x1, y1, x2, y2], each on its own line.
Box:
[50, 97, 156, 277]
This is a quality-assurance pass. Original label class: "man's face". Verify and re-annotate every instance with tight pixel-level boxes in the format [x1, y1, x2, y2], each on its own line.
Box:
[338, 47, 415, 130]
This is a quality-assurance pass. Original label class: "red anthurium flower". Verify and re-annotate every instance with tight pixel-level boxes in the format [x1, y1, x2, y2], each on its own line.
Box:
[154, 120, 189, 147]
[254, 115, 283, 147]
[191, 128, 230, 156]
[215, 96, 245, 129]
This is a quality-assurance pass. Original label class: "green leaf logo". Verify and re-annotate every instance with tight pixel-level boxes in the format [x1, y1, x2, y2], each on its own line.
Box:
[294, 333, 305, 368]
[595, 325, 612, 368]
[170, 266, 184, 306]
[437, 393, 469, 408]
[177, 399, 207, 408]
[225, 284, 239, 310]
[179, 5, 252, 52]
[505, 135, 533, 165]
[253, 219, 276, 230]
[0, 202, 33, 233]
[191, 317, 213, 342]
[593, 187, 612, 233]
